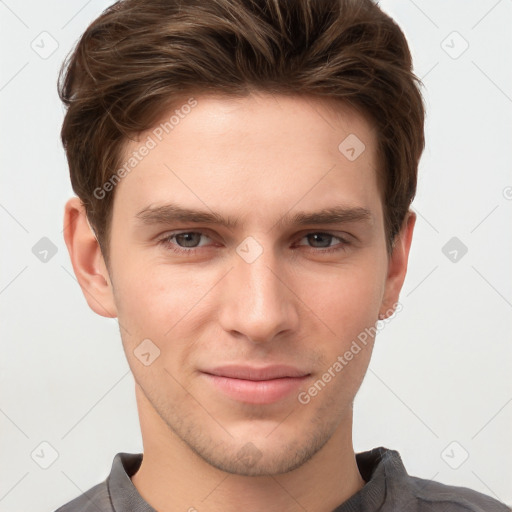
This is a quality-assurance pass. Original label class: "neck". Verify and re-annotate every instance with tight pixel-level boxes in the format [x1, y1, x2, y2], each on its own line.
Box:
[130, 386, 365, 512]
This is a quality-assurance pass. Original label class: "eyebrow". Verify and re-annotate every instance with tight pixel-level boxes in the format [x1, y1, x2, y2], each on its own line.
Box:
[135, 203, 373, 230]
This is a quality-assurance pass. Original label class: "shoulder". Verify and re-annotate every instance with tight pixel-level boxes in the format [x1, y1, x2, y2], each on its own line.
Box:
[408, 475, 511, 512]
[54, 481, 112, 512]
[363, 447, 510, 512]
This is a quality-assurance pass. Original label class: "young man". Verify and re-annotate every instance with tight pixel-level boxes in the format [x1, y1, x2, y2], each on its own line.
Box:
[55, 0, 510, 511]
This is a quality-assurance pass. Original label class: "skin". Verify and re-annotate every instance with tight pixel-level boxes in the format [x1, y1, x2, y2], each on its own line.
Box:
[63, 92, 415, 512]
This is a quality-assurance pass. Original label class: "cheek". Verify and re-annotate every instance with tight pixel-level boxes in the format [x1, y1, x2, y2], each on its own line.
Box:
[297, 262, 384, 331]
[111, 270, 198, 385]
[112, 261, 215, 355]
[305, 273, 382, 396]
[110, 258, 170, 339]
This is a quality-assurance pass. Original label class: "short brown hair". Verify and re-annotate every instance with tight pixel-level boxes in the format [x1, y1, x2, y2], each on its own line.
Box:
[58, 0, 425, 267]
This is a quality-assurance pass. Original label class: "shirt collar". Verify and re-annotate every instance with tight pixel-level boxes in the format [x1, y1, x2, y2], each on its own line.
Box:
[107, 447, 408, 512]
[108, 452, 156, 511]
[332, 446, 413, 511]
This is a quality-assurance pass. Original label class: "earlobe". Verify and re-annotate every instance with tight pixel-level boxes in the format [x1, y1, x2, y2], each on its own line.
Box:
[63, 197, 118, 318]
[379, 211, 416, 318]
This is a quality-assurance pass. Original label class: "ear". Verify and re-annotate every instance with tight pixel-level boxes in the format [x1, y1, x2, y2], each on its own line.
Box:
[379, 210, 416, 318]
[63, 197, 118, 318]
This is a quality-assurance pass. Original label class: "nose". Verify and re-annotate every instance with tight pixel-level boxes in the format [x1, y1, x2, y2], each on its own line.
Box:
[217, 240, 299, 345]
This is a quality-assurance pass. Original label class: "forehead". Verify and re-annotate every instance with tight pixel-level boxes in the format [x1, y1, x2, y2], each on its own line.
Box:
[112, 92, 381, 228]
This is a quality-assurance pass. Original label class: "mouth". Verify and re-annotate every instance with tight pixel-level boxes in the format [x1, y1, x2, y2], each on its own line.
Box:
[200, 364, 311, 404]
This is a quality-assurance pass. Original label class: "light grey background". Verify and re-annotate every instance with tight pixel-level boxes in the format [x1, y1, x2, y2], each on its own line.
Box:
[0, 1, 511, 511]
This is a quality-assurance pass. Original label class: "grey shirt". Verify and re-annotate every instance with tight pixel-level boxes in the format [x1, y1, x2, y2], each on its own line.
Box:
[54, 447, 510, 511]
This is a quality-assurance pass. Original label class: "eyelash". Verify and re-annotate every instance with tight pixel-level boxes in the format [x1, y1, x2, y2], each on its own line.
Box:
[157, 230, 351, 255]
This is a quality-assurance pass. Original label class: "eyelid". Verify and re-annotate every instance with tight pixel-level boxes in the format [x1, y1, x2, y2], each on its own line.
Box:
[159, 228, 353, 240]
[158, 228, 353, 253]
[298, 230, 349, 247]
[294, 229, 353, 243]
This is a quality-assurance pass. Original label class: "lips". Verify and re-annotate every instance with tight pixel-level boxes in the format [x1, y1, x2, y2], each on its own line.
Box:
[200, 364, 311, 404]
[202, 364, 310, 381]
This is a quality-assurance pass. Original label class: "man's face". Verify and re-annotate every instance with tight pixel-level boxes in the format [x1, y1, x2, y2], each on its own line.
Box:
[103, 93, 402, 476]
